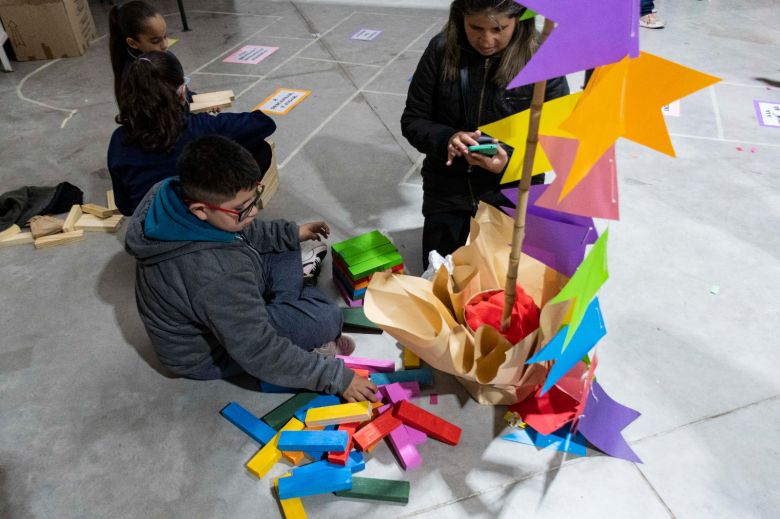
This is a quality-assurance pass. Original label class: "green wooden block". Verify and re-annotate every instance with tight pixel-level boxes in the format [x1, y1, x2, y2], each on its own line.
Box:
[261, 392, 318, 430]
[341, 308, 382, 332]
[347, 250, 404, 279]
[333, 476, 410, 504]
[331, 231, 390, 260]
[334, 242, 397, 268]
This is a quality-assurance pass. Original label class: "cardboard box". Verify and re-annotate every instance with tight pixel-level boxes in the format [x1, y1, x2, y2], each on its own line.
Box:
[0, 0, 96, 61]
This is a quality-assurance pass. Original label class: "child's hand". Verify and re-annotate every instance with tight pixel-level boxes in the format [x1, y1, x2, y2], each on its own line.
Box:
[299, 221, 330, 241]
[341, 373, 378, 403]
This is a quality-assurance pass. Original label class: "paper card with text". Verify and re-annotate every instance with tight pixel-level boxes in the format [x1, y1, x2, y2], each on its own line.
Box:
[223, 45, 279, 65]
[254, 88, 311, 115]
[754, 100, 780, 128]
[351, 29, 382, 41]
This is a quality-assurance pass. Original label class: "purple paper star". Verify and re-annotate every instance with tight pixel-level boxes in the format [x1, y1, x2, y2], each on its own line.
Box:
[508, 0, 639, 88]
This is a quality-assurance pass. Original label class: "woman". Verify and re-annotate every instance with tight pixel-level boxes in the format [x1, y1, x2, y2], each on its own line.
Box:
[401, 0, 569, 268]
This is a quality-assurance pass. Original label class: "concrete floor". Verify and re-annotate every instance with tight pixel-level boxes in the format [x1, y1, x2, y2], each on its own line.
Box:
[1, 0, 779, 517]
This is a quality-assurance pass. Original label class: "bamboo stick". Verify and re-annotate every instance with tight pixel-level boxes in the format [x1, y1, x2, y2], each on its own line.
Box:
[501, 17, 556, 333]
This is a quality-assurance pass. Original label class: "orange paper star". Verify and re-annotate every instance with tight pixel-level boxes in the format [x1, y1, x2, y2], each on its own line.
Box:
[557, 52, 720, 198]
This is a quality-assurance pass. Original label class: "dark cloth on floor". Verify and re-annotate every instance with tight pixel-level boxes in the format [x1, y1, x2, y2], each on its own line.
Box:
[107, 110, 276, 216]
[0, 182, 83, 232]
[125, 179, 351, 394]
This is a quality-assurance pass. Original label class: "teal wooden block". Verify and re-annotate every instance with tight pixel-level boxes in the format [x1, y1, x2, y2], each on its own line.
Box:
[334, 476, 410, 504]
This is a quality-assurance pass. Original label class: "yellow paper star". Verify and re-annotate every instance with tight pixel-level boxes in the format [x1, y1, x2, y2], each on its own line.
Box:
[558, 52, 720, 199]
[479, 93, 581, 184]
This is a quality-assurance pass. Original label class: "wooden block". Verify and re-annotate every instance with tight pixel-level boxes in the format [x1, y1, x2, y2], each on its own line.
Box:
[62, 204, 82, 233]
[403, 347, 421, 369]
[262, 393, 319, 430]
[291, 450, 364, 476]
[292, 395, 340, 423]
[304, 401, 372, 428]
[258, 141, 279, 209]
[246, 418, 305, 479]
[189, 99, 233, 113]
[327, 422, 360, 466]
[0, 231, 33, 248]
[370, 367, 433, 387]
[281, 449, 306, 466]
[278, 430, 349, 452]
[75, 214, 124, 233]
[220, 402, 276, 445]
[106, 190, 118, 213]
[81, 203, 114, 218]
[335, 355, 395, 373]
[393, 400, 461, 446]
[387, 423, 421, 470]
[33, 230, 84, 250]
[379, 382, 420, 404]
[274, 476, 308, 519]
[277, 465, 352, 499]
[0, 224, 20, 241]
[191, 90, 236, 102]
[334, 476, 410, 504]
[353, 409, 402, 451]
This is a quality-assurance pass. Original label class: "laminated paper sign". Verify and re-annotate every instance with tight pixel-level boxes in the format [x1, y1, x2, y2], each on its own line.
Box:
[254, 88, 311, 115]
[753, 100, 780, 128]
[351, 29, 382, 41]
[223, 45, 278, 65]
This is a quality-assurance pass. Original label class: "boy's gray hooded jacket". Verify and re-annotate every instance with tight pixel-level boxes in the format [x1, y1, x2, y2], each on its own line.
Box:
[124, 183, 352, 395]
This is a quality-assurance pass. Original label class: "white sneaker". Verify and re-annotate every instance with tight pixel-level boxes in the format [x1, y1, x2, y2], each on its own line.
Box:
[314, 334, 356, 357]
[639, 13, 665, 29]
[301, 241, 327, 284]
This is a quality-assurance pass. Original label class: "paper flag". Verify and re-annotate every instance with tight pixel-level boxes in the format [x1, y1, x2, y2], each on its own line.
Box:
[502, 424, 587, 456]
[519, 8, 537, 21]
[510, 385, 579, 436]
[479, 93, 581, 184]
[508, 0, 639, 88]
[501, 185, 598, 277]
[558, 52, 721, 198]
[527, 298, 606, 395]
[535, 135, 619, 219]
[578, 381, 642, 463]
[548, 228, 609, 347]
[573, 353, 598, 427]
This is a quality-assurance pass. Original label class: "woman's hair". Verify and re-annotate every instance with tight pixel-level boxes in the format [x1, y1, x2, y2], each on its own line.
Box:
[109, 1, 161, 102]
[116, 51, 186, 154]
[442, 0, 538, 87]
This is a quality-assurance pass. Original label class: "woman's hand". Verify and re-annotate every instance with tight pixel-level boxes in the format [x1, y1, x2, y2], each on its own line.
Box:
[465, 138, 508, 174]
[446, 130, 482, 166]
[341, 373, 378, 403]
[299, 221, 330, 241]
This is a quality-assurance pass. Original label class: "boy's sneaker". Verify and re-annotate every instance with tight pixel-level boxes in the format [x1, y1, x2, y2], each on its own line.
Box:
[313, 334, 356, 357]
[301, 242, 327, 285]
[639, 13, 665, 29]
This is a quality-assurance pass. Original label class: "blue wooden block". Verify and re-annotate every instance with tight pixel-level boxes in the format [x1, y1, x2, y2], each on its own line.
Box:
[278, 430, 349, 452]
[277, 466, 353, 499]
[370, 366, 433, 386]
[220, 402, 276, 445]
[259, 380, 299, 393]
[293, 395, 340, 422]
[292, 451, 365, 475]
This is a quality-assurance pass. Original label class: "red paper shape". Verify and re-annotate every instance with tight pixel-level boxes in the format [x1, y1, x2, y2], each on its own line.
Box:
[464, 285, 540, 344]
[510, 385, 580, 436]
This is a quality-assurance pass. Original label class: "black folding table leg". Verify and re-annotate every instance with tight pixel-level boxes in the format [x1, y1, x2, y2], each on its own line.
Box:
[176, 0, 191, 31]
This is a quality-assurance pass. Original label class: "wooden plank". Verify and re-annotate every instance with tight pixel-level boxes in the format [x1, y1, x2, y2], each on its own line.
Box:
[0, 224, 20, 241]
[81, 204, 114, 219]
[191, 90, 235, 102]
[259, 140, 279, 209]
[75, 214, 123, 233]
[189, 99, 233, 113]
[106, 190, 118, 214]
[0, 231, 33, 248]
[33, 230, 84, 249]
[62, 204, 82, 233]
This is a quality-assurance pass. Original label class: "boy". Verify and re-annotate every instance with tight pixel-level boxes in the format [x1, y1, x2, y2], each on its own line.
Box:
[125, 135, 377, 402]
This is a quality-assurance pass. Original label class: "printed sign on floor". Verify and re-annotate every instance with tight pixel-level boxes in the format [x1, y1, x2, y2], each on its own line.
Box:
[223, 45, 279, 65]
[351, 29, 382, 41]
[254, 88, 311, 115]
[167, 37, 179, 47]
[753, 100, 780, 128]
[662, 100, 680, 117]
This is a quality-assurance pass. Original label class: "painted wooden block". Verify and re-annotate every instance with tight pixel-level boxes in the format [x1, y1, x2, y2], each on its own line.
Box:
[327, 422, 360, 465]
[403, 347, 421, 368]
[277, 465, 352, 499]
[370, 367, 433, 386]
[333, 476, 410, 504]
[304, 401, 371, 427]
[246, 418, 305, 479]
[293, 395, 340, 423]
[353, 409, 402, 451]
[278, 430, 349, 452]
[274, 476, 308, 519]
[220, 402, 276, 445]
[262, 393, 318, 430]
[393, 401, 461, 446]
[335, 355, 395, 373]
[387, 423, 421, 470]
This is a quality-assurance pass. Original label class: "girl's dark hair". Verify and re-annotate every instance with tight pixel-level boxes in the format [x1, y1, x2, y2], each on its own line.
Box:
[443, 0, 538, 87]
[178, 136, 263, 204]
[116, 51, 186, 154]
[109, 1, 161, 103]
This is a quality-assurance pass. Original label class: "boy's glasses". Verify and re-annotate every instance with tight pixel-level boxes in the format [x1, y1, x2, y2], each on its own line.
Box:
[189, 182, 265, 222]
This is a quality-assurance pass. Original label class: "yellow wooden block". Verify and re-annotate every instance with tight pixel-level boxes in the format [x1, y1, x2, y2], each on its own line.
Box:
[403, 347, 421, 369]
[106, 190, 118, 213]
[190, 99, 233, 113]
[304, 401, 371, 427]
[275, 476, 307, 519]
[81, 203, 114, 218]
[0, 231, 33, 248]
[62, 204, 82, 233]
[246, 418, 305, 479]
[33, 230, 84, 249]
[75, 214, 124, 233]
[191, 90, 236, 103]
[0, 224, 21, 241]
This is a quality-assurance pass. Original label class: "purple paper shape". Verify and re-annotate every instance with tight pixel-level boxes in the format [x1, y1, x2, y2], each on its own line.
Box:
[508, 0, 639, 88]
[501, 186, 598, 277]
[577, 381, 642, 463]
[753, 100, 780, 128]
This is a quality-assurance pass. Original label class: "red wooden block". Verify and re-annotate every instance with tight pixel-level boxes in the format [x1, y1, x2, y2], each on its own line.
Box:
[353, 368, 370, 379]
[327, 422, 360, 465]
[393, 400, 462, 446]
[353, 409, 402, 451]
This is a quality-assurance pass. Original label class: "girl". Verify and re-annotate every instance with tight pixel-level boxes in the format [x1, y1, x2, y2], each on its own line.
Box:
[107, 51, 276, 216]
[109, 1, 169, 103]
[401, 0, 570, 268]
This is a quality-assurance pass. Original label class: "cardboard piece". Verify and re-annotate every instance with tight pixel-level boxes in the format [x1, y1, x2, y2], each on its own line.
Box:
[0, 0, 97, 61]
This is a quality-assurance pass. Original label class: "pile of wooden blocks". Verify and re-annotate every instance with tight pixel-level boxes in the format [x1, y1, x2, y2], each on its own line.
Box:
[220, 361, 459, 517]
[189, 90, 235, 113]
[0, 190, 124, 250]
[331, 231, 404, 307]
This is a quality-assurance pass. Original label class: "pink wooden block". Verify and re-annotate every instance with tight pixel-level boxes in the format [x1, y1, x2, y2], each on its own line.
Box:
[405, 425, 428, 445]
[399, 382, 421, 398]
[335, 355, 395, 373]
[378, 403, 392, 414]
[388, 422, 421, 470]
[335, 281, 363, 307]
[379, 382, 420, 404]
